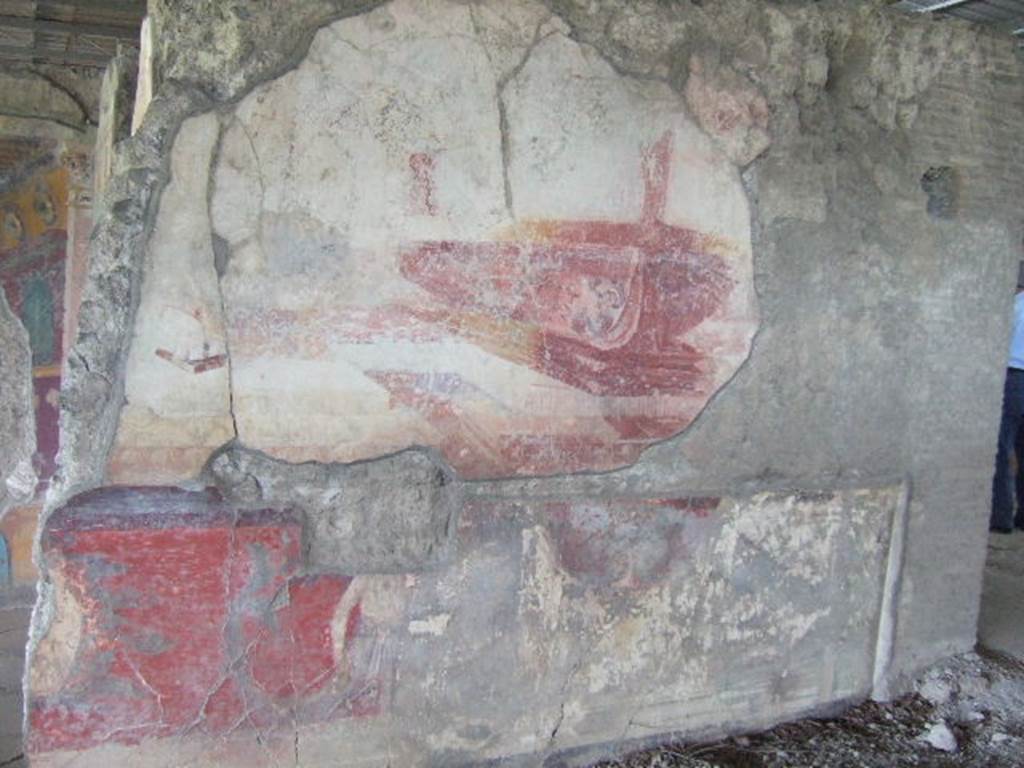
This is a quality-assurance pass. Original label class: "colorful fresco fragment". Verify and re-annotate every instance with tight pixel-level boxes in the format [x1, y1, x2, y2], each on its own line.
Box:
[394, 134, 732, 399]
[1, 164, 70, 495]
[211, 129, 755, 478]
[26, 481, 900, 766]
[28, 487, 386, 755]
[0, 504, 39, 584]
[95, 9, 751, 486]
[316, 132, 741, 477]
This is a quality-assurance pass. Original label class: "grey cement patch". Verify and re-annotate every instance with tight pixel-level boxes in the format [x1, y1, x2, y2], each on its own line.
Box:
[207, 444, 461, 573]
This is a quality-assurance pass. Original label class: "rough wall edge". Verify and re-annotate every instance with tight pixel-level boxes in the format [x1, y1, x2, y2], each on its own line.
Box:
[26, 0, 391, 746]
[871, 475, 912, 701]
[0, 288, 36, 522]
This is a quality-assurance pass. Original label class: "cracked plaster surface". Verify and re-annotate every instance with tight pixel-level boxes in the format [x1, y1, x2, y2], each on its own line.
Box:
[109, 0, 759, 484]
[27, 0, 1024, 766]
[108, 112, 234, 484]
[27, 485, 899, 767]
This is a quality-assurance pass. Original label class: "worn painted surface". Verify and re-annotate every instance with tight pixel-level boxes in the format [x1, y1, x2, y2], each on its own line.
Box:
[1, 164, 69, 492]
[108, 0, 757, 483]
[28, 488, 387, 757]
[25, 0, 1024, 767]
[108, 113, 234, 484]
[0, 503, 39, 585]
[1, 160, 76, 591]
[27, 484, 897, 766]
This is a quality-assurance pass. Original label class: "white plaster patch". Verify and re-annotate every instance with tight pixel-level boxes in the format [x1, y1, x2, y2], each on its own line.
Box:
[408, 613, 451, 636]
[505, 487, 899, 759]
[108, 113, 234, 483]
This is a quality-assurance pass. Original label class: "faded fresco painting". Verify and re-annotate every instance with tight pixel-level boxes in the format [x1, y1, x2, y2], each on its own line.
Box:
[1, 164, 68, 488]
[112, 2, 759, 483]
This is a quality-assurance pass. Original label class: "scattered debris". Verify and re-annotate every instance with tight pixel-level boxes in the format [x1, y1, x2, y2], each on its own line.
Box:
[592, 648, 1024, 767]
[919, 721, 956, 752]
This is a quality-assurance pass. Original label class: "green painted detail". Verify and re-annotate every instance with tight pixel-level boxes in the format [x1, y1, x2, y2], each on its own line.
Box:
[0, 533, 10, 588]
[21, 275, 55, 366]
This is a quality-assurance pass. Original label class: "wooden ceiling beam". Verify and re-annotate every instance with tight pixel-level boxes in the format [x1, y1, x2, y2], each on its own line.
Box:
[0, 14, 140, 41]
[0, 43, 112, 66]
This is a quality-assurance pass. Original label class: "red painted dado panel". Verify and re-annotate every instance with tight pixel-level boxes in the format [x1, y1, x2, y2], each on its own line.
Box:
[28, 487, 379, 755]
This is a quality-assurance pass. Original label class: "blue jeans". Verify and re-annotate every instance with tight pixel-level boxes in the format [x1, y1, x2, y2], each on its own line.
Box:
[990, 368, 1024, 530]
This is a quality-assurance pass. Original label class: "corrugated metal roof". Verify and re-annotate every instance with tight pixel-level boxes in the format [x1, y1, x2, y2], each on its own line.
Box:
[893, 0, 1024, 42]
[0, 0, 145, 68]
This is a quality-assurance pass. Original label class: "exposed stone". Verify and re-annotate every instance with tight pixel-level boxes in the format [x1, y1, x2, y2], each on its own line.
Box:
[148, 0, 388, 101]
[0, 289, 35, 517]
[53, 83, 209, 502]
[208, 444, 461, 573]
[919, 675, 955, 706]
[683, 52, 771, 167]
[920, 721, 957, 752]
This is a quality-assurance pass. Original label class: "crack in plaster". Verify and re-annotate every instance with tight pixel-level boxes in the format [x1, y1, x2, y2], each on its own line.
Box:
[546, 636, 597, 751]
[542, 2, 673, 89]
[469, 8, 558, 220]
[206, 118, 241, 442]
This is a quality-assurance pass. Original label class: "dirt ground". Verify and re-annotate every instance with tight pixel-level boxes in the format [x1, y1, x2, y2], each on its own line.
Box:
[593, 649, 1024, 768]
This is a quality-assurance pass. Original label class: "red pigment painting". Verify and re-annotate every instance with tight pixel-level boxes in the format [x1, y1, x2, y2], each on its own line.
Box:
[461, 495, 721, 590]
[396, 133, 731, 398]
[543, 496, 721, 589]
[28, 488, 382, 755]
[224, 129, 755, 479]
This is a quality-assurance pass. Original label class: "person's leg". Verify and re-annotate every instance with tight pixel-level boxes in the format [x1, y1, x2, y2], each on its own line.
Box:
[1015, 425, 1024, 528]
[992, 373, 1024, 531]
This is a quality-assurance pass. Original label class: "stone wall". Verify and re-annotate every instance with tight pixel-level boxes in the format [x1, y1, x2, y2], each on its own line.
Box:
[23, 1, 1024, 766]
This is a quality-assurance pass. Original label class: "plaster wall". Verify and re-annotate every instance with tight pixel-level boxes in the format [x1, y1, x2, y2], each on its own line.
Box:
[21, 1, 1024, 766]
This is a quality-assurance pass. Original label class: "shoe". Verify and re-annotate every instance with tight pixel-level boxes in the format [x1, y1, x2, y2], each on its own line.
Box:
[990, 525, 1014, 534]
